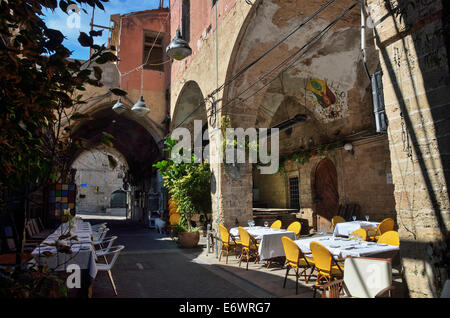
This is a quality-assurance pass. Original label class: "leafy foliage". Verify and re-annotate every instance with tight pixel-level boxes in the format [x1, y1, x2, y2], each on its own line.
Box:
[0, 0, 117, 190]
[154, 138, 212, 232]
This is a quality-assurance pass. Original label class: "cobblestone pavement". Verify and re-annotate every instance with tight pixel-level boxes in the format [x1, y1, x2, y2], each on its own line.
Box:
[86, 218, 405, 298]
[88, 219, 272, 298]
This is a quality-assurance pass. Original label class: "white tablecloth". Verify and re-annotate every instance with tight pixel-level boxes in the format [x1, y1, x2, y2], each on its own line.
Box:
[295, 236, 399, 259]
[333, 221, 380, 237]
[31, 220, 97, 278]
[230, 226, 297, 260]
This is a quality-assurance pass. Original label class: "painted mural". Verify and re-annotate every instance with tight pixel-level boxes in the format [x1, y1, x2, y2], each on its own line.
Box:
[306, 78, 348, 123]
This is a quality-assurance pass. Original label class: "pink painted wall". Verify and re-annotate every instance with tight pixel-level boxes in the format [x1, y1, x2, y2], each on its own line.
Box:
[117, 9, 171, 93]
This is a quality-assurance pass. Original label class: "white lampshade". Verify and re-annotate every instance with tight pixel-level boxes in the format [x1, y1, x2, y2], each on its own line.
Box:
[131, 96, 150, 117]
[112, 98, 127, 114]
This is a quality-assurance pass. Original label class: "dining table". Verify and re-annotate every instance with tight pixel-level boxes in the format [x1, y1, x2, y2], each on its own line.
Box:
[31, 219, 98, 279]
[333, 221, 380, 237]
[295, 236, 400, 259]
[229, 226, 297, 261]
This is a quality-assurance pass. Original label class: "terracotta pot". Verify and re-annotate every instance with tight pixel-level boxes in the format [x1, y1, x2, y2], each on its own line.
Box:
[179, 231, 200, 248]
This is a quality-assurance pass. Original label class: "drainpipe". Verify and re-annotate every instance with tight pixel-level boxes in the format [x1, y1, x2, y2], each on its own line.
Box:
[360, 0, 371, 80]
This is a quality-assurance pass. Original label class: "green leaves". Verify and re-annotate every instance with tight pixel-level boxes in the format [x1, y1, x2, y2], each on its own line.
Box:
[153, 138, 212, 230]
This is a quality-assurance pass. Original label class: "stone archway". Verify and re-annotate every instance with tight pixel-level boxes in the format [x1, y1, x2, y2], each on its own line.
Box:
[213, 0, 386, 230]
[69, 102, 163, 222]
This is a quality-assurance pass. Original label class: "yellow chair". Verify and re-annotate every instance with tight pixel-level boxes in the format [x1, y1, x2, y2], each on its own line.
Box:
[377, 231, 399, 246]
[218, 225, 241, 264]
[331, 216, 346, 229]
[310, 241, 344, 297]
[270, 220, 282, 229]
[367, 218, 395, 241]
[169, 213, 181, 225]
[169, 206, 178, 216]
[238, 227, 260, 270]
[281, 236, 315, 294]
[350, 229, 367, 241]
[287, 221, 302, 238]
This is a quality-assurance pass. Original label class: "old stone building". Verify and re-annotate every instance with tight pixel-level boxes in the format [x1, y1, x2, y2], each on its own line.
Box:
[167, 0, 450, 298]
[72, 0, 450, 298]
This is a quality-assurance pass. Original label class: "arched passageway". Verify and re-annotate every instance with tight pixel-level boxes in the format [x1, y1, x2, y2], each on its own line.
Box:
[69, 103, 163, 223]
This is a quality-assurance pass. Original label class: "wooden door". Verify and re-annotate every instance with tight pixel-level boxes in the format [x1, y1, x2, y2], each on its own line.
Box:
[314, 159, 339, 232]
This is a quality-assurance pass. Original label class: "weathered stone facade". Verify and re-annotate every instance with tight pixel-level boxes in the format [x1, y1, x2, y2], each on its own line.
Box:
[168, 0, 450, 297]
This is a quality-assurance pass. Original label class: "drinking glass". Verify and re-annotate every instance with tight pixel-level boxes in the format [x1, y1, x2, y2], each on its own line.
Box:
[365, 215, 369, 222]
[352, 215, 357, 222]
[247, 220, 252, 228]
[264, 221, 269, 228]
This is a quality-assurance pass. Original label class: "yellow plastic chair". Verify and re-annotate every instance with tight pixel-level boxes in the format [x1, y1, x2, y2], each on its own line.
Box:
[270, 220, 282, 229]
[281, 236, 315, 294]
[377, 231, 400, 246]
[350, 229, 367, 241]
[169, 213, 181, 225]
[287, 221, 302, 238]
[331, 216, 346, 229]
[310, 241, 344, 297]
[169, 206, 178, 216]
[218, 225, 241, 264]
[238, 227, 260, 270]
[367, 218, 395, 241]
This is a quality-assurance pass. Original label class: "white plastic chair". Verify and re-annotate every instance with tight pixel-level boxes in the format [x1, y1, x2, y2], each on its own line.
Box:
[95, 236, 118, 257]
[92, 228, 110, 245]
[95, 245, 125, 296]
[321, 257, 394, 298]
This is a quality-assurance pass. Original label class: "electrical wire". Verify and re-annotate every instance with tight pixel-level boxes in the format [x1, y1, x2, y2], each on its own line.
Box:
[168, 0, 358, 135]
[212, 1, 360, 116]
[169, 0, 345, 133]
[207, 0, 338, 99]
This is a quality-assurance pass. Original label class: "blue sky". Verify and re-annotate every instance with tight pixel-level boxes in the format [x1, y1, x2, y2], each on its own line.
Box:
[43, 0, 168, 60]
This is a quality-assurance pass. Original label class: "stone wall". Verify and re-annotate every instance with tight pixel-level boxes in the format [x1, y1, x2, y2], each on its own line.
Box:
[72, 150, 126, 214]
[367, 0, 450, 297]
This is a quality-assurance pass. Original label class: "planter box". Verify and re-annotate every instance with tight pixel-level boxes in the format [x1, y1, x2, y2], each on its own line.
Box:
[179, 231, 200, 248]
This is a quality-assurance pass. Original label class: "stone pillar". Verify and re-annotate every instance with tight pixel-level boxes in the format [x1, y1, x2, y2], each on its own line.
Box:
[367, 0, 450, 297]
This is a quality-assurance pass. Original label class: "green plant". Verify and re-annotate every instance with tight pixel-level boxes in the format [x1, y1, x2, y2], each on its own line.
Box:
[154, 138, 212, 232]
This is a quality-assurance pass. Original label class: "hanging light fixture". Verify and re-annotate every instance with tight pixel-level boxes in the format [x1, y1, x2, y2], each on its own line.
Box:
[166, 29, 192, 61]
[131, 96, 150, 117]
[112, 98, 127, 115]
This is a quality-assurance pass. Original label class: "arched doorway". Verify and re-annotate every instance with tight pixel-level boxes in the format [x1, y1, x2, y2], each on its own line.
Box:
[314, 158, 339, 232]
[111, 190, 127, 209]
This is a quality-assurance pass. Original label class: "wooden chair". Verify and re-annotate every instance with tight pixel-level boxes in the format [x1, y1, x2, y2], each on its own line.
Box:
[318, 257, 394, 298]
[218, 225, 241, 264]
[238, 227, 260, 270]
[310, 241, 344, 297]
[367, 218, 395, 241]
[281, 236, 315, 294]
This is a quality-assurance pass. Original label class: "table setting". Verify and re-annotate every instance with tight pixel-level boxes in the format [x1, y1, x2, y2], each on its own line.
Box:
[229, 221, 297, 260]
[333, 215, 380, 237]
[295, 235, 399, 259]
[31, 218, 97, 278]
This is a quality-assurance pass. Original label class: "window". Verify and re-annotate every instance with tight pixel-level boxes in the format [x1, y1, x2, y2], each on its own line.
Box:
[181, 0, 190, 43]
[289, 177, 300, 209]
[143, 30, 164, 72]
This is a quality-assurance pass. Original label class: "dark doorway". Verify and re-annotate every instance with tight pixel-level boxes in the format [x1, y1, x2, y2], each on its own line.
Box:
[314, 158, 339, 232]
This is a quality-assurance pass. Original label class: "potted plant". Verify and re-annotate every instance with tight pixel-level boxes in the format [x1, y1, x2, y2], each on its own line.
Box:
[154, 138, 212, 248]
